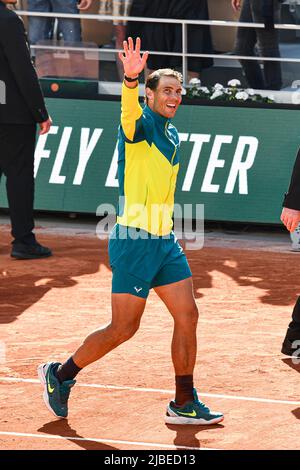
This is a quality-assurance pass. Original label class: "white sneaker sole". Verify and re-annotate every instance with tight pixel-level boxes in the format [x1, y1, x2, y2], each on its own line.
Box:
[165, 408, 224, 425]
[37, 363, 65, 419]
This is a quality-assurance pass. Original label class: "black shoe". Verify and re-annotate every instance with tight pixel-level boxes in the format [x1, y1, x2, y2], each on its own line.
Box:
[11, 242, 52, 260]
[281, 337, 300, 356]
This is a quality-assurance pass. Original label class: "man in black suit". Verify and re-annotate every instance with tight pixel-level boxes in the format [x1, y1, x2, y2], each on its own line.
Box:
[0, 0, 52, 259]
[281, 148, 300, 356]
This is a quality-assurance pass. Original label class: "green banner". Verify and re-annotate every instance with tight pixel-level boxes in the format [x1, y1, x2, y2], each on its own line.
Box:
[1, 98, 299, 223]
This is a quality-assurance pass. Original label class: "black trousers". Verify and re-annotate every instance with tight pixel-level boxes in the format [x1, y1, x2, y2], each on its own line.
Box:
[127, 0, 213, 72]
[286, 297, 300, 340]
[0, 123, 36, 244]
[234, 0, 282, 90]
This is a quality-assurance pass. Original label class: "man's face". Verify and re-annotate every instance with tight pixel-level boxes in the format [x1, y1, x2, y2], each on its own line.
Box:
[146, 76, 183, 119]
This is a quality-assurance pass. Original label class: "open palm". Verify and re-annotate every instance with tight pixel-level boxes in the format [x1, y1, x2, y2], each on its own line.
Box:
[118, 37, 149, 78]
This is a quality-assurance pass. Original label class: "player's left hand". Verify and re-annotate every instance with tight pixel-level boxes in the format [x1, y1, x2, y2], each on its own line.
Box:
[281, 207, 300, 232]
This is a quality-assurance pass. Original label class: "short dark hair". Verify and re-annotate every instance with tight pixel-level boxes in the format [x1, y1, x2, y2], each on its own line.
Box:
[146, 69, 183, 93]
[145, 69, 183, 104]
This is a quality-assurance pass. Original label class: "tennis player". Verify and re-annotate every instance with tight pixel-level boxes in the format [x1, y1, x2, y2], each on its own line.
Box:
[38, 37, 224, 426]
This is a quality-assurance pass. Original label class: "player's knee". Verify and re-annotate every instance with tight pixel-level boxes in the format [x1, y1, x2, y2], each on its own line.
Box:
[114, 320, 140, 344]
[175, 304, 199, 328]
[188, 304, 199, 327]
[120, 323, 140, 343]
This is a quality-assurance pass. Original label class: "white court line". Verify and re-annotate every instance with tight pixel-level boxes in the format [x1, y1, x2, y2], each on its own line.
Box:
[1, 376, 300, 406]
[0, 431, 216, 451]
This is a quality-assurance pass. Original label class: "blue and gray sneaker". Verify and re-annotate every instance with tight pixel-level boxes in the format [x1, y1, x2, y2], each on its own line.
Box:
[37, 362, 75, 419]
[165, 388, 224, 425]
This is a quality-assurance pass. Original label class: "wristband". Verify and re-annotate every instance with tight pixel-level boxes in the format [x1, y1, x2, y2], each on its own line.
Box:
[124, 75, 139, 82]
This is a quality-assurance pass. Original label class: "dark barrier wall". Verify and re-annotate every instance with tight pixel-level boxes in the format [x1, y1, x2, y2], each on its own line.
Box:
[0, 98, 299, 223]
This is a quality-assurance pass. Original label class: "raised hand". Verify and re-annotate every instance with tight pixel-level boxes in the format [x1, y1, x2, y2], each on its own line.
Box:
[118, 37, 149, 79]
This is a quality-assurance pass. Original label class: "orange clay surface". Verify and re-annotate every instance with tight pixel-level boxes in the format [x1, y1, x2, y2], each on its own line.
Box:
[0, 224, 300, 450]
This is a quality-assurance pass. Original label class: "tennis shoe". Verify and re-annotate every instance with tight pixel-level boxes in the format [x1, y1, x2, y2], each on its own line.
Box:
[37, 362, 75, 418]
[291, 223, 300, 252]
[165, 388, 224, 425]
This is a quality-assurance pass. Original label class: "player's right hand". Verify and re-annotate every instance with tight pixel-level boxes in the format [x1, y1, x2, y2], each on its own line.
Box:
[118, 37, 149, 79]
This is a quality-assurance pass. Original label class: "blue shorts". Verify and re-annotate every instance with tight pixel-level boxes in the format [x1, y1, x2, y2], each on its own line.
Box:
[108, 224, 192, 298]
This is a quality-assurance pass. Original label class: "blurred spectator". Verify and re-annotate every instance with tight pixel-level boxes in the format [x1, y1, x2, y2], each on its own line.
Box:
[232, 0, 282, 90]
[27, 0, 93, 46]
[127, 0, 213, 81]
[99, 0, 133, 80]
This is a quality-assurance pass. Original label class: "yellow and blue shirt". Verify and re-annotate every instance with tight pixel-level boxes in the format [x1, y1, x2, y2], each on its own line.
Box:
[116, 83, 180, 236]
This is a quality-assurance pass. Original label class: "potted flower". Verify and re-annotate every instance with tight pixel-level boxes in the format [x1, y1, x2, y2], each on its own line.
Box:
[186, 78, 275, 104]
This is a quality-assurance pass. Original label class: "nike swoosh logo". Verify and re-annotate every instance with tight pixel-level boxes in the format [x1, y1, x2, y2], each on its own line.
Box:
[177, 410, 197, 417]
[134, 287, 142, 293]
[47, 376, 55, 394]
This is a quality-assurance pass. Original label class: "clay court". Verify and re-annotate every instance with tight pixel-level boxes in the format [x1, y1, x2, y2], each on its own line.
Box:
[0, 219, 300, 451]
